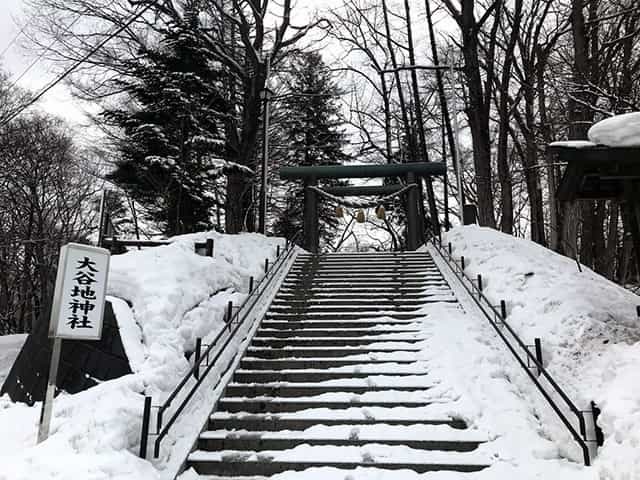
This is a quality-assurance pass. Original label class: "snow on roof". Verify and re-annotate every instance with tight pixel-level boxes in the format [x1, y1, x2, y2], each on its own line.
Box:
[548, 140, 598, 149]
[588, 112, 640, 147]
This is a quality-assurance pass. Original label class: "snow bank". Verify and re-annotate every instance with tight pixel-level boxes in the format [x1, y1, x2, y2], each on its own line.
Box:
[444, 226, 640, 479]
[588, 112, 640, 147]
[0, 231, 284, 480]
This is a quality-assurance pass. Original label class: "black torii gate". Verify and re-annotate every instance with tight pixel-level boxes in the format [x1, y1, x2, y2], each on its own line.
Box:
[280, 162, 446, 253]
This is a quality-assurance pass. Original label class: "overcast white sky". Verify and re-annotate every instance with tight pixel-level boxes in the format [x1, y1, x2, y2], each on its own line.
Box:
[0, 0, 448, 128]
[0, 0, 341, 125]
[0, 0, 90, 125]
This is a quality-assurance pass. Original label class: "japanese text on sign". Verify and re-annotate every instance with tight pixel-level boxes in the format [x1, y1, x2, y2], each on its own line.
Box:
[49, 244, 110, 340]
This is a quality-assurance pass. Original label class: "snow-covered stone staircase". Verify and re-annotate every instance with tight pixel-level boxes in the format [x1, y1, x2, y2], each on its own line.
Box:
[187, 251, 491, 477]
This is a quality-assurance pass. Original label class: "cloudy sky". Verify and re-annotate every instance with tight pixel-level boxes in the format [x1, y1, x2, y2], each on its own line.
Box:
[1, 0, 87, 124]
[0, 0, 340, 125]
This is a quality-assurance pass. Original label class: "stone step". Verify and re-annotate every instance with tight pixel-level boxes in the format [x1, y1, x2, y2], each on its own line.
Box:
[289, 262, 440, 273]
[264, 313, 427, 320]
[224, 383, 433, 397]
[216, 398, 435, 413]
[187, 453, 489, 476]
[267, 306, 425, 315]
[254, 329, 421, 338]
[285, 273, 443, 281]
[288, 266, 439, 273]
[233, 369, 429, 383]
[239, 358, 419, 370]
[197, 432, 482, 452]
[274, 293, 446, 301]
[259, 320, 420, 330]
[270, 298, 432, 306]
[296, 254, 433, 259]
[208, 413, 468, 431]
[250, 337, 423, 348]
[277, 286, 446, 295]
[269, 310, 424, 318]
[246, 347, 422, 358]
[280, 282, 444, 289]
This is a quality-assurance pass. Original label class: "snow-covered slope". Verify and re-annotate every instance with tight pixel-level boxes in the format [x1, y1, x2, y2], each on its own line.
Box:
[443, 226, 640, 479]
[0, 231, 283, 480]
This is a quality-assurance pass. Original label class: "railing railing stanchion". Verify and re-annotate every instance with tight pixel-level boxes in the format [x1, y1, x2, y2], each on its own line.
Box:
[534, 338, 543, 377]
[194, 338, 202, 380]
[139, 396, 152, 459]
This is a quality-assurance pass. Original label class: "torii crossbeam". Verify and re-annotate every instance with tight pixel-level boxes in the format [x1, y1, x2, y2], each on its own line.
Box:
[280, 162, 446, 253]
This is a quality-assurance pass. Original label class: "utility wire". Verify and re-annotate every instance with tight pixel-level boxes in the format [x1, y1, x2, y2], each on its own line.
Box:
[0, 1, 157, 128]
[5, 14, 85, 94]
[0, 14, 36, 59]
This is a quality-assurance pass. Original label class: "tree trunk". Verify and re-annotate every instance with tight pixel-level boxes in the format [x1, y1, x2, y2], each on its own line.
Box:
[459, 1, 497, 228]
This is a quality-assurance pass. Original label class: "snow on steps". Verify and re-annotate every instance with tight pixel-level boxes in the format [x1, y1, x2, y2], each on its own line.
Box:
[185, 252, 491, 477]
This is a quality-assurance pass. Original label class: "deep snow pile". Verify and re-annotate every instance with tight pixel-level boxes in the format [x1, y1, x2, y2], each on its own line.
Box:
[588, 112, 640, 147]
[0, 231, 283, 480]
[443, 226, 640, 479]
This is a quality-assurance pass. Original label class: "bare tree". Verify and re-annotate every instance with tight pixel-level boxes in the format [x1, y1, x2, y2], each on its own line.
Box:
[0, 109, 97, 334]
[442, 0, 501, 228]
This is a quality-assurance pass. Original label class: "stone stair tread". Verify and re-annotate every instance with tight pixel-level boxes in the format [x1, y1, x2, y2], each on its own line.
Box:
[200, 423, 486, 443]
[233, 372, 433, 384]
[218, 398, 440, 407]
[210, 408, 466, 424]
[240, 358, 423, 368]
[225, 385, 434, 397]
[187, 444, 491, 468]
[253, 331, 421, 338]
[253, 335, 424, 341]
[235, 369, 430, 376]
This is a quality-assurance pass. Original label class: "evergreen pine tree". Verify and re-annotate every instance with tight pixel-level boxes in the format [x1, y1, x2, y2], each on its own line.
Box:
[104, 11, 227, 236]
[273, 52, 349, 245]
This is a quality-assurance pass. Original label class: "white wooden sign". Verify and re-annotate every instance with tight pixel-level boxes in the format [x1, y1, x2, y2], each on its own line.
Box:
[49, 243, 110, 340]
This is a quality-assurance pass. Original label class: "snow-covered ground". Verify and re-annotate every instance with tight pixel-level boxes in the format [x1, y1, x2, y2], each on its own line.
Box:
[0, 231, 285, 480]
[441, 226, 640, 479]
[1, 226, 638, 479]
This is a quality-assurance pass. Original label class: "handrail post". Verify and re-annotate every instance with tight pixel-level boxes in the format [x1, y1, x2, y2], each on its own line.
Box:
[277, 245, 281, 257]
[249, 276, 254, 294]
[194, 338, 202, 380]
[139, 396, 152, 459]
[205, 238, 214, 257]
[500, 300, 507, 321]
[226, 301, 233, 330]
[534, 338, 543, 377]
[460, 255, 465, 270]
[265, 258, 269, 272]
[477, 274, 483, 293]
[448, 242, 452, 255]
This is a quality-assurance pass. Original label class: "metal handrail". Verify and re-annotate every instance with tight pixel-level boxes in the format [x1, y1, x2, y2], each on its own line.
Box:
[425, 230, 593, 466]
[139, 233, 301, 459]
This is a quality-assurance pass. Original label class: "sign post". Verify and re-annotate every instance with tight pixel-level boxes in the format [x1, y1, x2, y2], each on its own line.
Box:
[37, 243, 110, 443]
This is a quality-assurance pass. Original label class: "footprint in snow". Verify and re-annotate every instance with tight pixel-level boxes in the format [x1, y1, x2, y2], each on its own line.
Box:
[362, 409, 375, 420]
[349, 427, 360, 440]
[361, 451, 375, 463]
